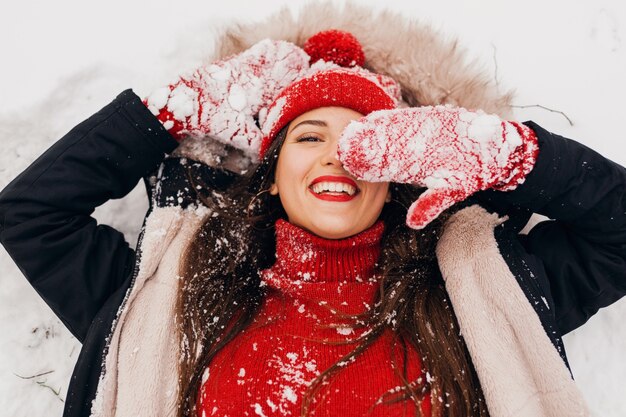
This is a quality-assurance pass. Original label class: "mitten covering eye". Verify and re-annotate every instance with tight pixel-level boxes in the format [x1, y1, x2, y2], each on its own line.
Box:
[337, 105, 539, 229]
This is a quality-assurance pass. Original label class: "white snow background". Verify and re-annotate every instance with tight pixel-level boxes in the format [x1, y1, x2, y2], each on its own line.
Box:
[1, 0, 625, 415]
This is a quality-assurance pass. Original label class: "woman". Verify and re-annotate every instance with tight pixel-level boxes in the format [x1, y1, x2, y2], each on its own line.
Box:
[1, 5, 625, 417]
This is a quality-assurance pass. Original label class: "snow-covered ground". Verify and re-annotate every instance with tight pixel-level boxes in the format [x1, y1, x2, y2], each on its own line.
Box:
[1, 0, 625, 416]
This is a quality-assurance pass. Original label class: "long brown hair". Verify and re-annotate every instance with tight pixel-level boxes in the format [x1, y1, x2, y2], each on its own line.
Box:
[176, 128, 489, 416]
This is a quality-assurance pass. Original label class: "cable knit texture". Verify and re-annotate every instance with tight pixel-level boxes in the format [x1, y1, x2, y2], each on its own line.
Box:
[198, 219, 431, 417]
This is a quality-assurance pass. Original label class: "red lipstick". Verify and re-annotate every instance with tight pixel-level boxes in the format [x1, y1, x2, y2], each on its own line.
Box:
[310, 175, 358, 188]
[308, 175, 359, 202]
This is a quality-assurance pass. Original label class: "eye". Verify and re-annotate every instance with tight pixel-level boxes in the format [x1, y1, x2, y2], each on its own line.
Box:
[295, 135, 322, 143]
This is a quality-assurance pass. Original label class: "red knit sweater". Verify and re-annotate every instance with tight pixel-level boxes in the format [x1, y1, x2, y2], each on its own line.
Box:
[198, 219, 431, 416]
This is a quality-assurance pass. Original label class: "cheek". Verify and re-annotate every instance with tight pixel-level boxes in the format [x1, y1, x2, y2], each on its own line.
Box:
[274, 150, 311, 202]
[368, 183, 390, 202]
[364, 183, 390, 213]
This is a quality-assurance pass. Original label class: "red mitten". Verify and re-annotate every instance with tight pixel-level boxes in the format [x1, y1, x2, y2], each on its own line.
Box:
[337, 105, 539, 229]
[144, 39, 309, 159]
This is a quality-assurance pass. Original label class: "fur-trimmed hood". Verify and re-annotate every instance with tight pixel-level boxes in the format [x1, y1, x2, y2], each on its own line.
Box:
[215, 1, 512, 116]
[174, 1, 513, 168]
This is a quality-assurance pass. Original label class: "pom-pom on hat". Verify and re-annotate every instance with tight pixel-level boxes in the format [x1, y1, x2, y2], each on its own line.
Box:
[258, 30, 402, 158]
[304, 29, 365, 67]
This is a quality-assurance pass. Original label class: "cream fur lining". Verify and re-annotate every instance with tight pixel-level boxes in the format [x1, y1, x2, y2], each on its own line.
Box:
[90, 206, 209, 417]
[436, 205, 589, 417]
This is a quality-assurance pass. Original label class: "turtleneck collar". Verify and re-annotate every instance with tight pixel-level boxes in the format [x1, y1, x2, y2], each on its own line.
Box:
[267, 218, 385, 283]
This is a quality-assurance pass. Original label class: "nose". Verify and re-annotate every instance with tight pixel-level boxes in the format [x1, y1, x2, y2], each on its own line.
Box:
[320, 137, 342, 167]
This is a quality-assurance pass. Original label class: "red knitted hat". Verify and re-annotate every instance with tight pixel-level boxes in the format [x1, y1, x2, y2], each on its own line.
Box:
[258, 30, 402, 158]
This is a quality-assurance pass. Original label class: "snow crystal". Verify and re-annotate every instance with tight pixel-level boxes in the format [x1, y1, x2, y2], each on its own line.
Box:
[227, 84, 247, 111]
[336, 326, 354, 336]
[167, 84, 198, 120]
[301, 249, 314, 262]
[305, 361, 317, 373]
[261, 96, 286, 135]
[266, 399, 278, 412]
[253, 403, 267, 417]
[425, 321, 435, 337]
[423, 168, 455, 189]
[282, 386, 297, 404]
[239, 368, 246, 377]
[207, 64, 231, 81]
[145, 86, 170, 111]
[463, 113, 499, 144]
[201, 368, 210, 384]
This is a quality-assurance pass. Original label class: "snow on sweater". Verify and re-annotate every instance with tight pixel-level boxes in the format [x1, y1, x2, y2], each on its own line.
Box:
[198, 219, 431, 417]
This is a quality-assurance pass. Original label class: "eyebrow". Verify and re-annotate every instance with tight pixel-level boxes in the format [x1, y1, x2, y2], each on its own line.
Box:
[288, 119, 327, 134]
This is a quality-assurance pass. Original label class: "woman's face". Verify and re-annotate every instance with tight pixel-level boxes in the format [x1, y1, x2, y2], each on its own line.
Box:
[270, 107, 390, 239]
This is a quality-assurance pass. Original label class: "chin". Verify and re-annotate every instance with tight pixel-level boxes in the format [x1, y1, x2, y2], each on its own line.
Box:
[307, 217, 365, 240]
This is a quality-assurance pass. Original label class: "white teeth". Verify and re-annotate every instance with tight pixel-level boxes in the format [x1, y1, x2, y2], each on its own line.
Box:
[311, 181, 357, 196]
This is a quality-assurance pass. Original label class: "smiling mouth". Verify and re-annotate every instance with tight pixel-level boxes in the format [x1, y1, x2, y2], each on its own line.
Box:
[310, 181, 358, 196]
[308, 177, 360, 202]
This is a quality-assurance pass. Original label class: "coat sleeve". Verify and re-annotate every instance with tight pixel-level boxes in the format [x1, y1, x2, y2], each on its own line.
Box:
[0, 89, 179, 342]
[480, 121, 626, 334]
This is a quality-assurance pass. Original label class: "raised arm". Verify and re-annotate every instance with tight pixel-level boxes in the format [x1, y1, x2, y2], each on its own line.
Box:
[485, 122, 626, 333]
[0, 90, 177, 341]
[0, 39, 311, 342]
[337, 107, 626, 334]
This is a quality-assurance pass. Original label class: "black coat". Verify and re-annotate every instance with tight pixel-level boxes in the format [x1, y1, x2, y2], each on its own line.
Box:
[1, 90, 625, 417]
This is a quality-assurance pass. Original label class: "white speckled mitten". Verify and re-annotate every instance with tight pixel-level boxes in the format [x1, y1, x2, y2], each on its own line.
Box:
[144, 40, 309, 159]
[337, 105, 539, 229]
